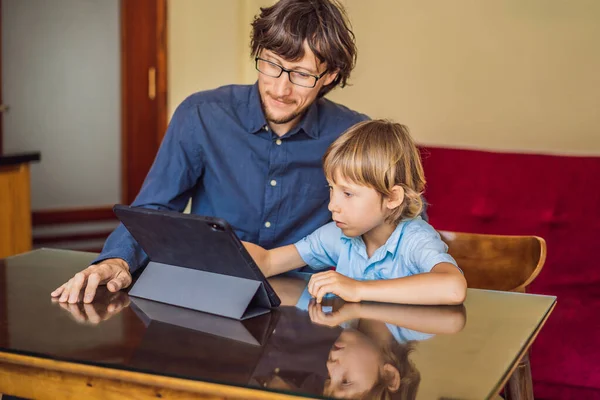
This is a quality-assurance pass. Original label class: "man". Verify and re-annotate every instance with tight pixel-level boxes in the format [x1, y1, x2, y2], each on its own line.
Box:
[52, 0, 368, 304]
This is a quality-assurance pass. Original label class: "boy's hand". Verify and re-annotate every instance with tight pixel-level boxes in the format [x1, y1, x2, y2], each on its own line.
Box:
[308, 301, 361, 327]
[308, 270, 362, 303]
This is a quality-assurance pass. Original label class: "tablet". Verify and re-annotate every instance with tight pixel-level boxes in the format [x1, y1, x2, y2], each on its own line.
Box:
[113, 205, 281, 318]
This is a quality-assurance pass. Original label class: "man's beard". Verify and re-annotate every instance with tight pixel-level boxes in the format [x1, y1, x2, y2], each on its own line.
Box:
[260, 94, 307, 125]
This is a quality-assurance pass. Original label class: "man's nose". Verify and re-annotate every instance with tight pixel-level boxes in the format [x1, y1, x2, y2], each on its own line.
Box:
[271, 72, 293, 98]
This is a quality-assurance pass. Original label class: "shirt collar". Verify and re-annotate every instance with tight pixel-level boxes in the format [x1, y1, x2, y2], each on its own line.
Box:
[293, 98, 320, 139]
[385, 220, 412, 256]
[247, 82, 268, 134]
[246, 81, 320, 139]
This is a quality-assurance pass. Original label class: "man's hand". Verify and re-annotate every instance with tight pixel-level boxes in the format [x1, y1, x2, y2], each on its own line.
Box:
[308, 300, 361, 327]
[52, 289, 130, 325]
[308, 270, 362, 303]
[50, 258, 132, 304]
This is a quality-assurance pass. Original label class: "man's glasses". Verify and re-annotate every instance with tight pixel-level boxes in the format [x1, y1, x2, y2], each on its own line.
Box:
[255, 57, 327, 88]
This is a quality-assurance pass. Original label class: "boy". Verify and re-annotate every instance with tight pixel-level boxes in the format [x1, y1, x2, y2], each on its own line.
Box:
[245, 120, 467, 305]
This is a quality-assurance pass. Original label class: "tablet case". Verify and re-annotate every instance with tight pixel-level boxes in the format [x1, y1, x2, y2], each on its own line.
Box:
[113, 205, 280, 320]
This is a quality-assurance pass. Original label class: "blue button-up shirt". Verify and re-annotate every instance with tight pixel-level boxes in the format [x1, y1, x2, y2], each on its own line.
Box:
[294, 217, 458, 280]
[95, 83, 368, 272]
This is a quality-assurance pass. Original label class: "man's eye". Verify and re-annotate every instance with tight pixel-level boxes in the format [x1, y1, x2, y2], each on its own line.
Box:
[294, 71, 311, 78]
[342, 379, 351, 386]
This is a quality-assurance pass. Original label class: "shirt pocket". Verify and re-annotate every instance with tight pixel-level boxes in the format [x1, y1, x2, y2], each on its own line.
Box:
[300, 180, 330, 210]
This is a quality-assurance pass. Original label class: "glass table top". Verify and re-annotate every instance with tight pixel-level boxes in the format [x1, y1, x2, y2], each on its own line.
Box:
[0, 249, 556, 399]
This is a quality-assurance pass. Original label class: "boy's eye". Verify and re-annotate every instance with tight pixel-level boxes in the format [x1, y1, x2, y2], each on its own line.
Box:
[343, 192, 353, 198]
[342, 379, 352, 386]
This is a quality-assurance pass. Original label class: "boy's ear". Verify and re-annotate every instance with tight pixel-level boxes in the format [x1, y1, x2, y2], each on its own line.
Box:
[382, 363, 401, 392]
[385, 185, 405, 210]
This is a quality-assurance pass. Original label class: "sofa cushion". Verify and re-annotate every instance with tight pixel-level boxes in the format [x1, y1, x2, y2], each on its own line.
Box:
[420, 146, 600, 398]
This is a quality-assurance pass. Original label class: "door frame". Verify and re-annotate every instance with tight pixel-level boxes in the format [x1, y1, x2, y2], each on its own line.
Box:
[120, 0, 168, 205]
[0, 0, 4, 155]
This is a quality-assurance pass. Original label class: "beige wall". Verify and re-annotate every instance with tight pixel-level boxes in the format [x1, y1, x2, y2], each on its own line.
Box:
[168, 0, 244, 117]
[168, 0, 600, 155]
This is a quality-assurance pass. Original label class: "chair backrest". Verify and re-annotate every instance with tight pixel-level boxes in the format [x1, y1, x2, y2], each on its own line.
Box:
[438, 231, 546, 293]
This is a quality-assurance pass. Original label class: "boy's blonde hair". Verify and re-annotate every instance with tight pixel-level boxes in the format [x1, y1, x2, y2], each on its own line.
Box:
[322, 331, 421, 400]
[323, 119, 426, 224]
[363, 340, 421, 400]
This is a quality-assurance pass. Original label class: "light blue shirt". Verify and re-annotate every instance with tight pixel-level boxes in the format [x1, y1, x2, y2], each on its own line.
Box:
[339, 319, 434, 343]
[295, 289, 434, 342]
[294, 217, 458, 280]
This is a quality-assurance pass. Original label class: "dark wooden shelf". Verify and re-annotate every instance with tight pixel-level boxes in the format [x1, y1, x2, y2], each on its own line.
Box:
[0, 152, 41, 166]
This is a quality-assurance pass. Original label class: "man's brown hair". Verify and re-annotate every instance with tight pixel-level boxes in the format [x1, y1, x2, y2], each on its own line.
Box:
[251, 0, 357, 97]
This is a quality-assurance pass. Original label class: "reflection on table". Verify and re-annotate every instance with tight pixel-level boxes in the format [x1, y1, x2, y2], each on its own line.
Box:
[0, 249, 555, 400]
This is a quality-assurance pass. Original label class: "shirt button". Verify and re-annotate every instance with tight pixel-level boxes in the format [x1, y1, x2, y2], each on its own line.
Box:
[275, 139, 282, 145]
[265, 221, 271, 228]
[264, 125, 269, 132]
[270, 180, 277, 186]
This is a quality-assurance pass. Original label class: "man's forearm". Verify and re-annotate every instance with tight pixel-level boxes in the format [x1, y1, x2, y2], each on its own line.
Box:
[357, 269, 467, 305]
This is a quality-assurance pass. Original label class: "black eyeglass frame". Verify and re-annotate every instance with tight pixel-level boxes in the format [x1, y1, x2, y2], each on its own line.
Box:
[255, 57, 328, 88]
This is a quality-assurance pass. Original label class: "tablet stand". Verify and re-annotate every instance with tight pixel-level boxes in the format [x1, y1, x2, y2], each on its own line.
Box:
[129, 261, 272, 320]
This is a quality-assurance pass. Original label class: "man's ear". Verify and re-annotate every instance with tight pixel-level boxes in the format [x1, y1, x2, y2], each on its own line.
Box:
[323, 69, 339, 86]
[386, 185, 405, 210]
[382, 363, 401, 392]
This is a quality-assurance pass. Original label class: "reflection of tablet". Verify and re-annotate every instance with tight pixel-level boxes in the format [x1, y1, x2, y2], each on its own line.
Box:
[130, 296, 280, 346]
[113, 205, 280, 319]
[128, 307, 280, 385]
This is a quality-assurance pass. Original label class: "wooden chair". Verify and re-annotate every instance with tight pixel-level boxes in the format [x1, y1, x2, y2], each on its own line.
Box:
[438, 231, 547, 400]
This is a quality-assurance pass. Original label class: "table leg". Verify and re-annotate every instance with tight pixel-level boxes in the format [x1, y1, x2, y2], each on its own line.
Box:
[505, 351, 534, 400]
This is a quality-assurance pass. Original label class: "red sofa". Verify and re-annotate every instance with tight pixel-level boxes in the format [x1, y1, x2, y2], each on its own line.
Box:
[421, 146, 600, 400]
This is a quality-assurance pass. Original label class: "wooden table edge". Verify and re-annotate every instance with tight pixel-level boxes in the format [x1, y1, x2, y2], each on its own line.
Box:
[0, 350, 313, 400]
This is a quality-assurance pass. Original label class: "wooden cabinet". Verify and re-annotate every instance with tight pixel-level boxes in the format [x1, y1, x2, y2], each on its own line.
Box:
[0, 153, 39, 258]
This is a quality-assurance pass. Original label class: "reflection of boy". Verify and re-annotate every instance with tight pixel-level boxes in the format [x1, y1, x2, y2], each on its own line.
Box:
[258, 275, 467, 399]
[297, 290, 429, 399]
[249, 306, 342, 394]
[324, 323, 424, 400]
